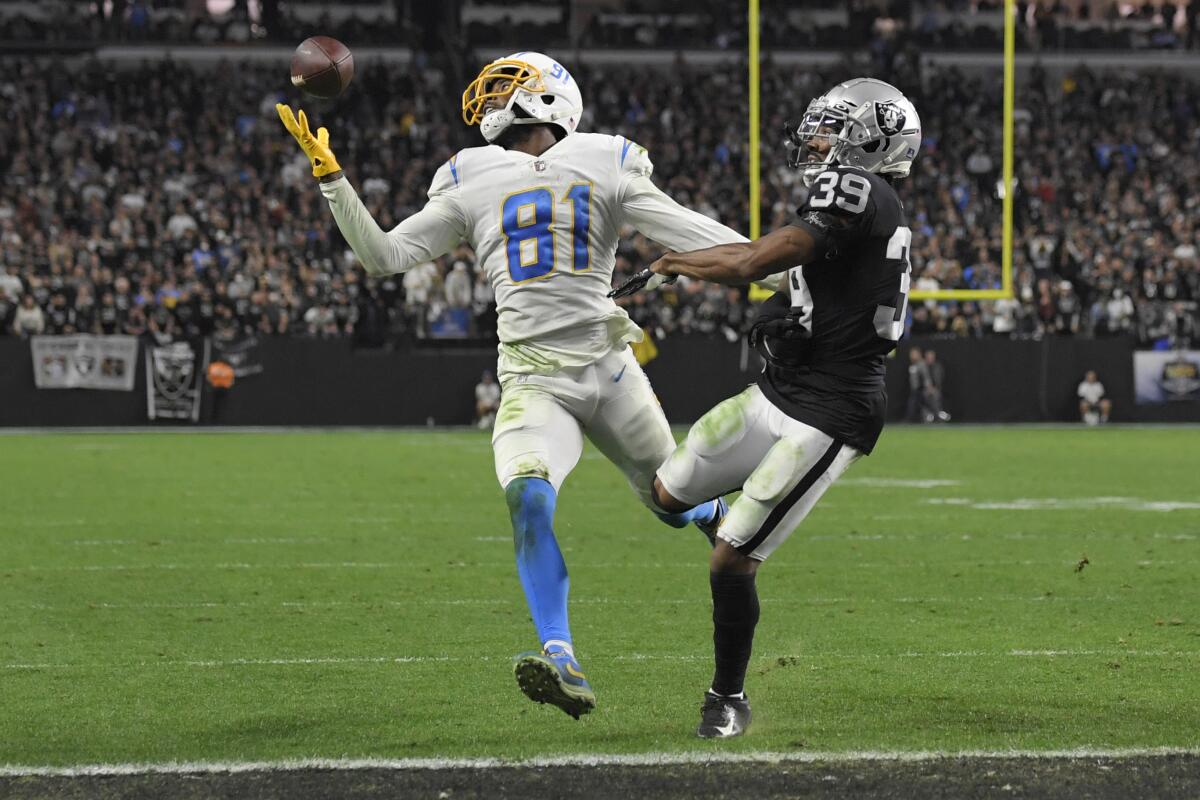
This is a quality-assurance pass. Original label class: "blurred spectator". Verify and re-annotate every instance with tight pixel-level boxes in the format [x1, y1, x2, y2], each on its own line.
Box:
[906, 347, 930, 422]
[444, 260, 473, 312]
[923, 349, 952, 422]
[475, 370, 501, 430]
[1078, 369, 1112, 424]
[13, 294, 45, 337]
[0, 266, 22, 298]
[2, 0, 1191, 53]
[0, 289, 15, 334]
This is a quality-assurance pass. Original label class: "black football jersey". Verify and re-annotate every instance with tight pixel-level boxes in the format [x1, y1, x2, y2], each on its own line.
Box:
[752, 165, 911, 453]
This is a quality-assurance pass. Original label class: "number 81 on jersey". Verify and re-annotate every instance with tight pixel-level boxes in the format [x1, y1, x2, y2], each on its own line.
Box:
[501, 184, 592, 282]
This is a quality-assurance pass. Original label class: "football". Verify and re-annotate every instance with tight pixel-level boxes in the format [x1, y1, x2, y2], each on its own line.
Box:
[290, 36, 354, 99]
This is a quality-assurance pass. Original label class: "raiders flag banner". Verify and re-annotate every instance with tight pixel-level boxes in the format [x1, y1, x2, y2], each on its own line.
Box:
[31, 335, 138, 391]
[145, 339, 209, 421]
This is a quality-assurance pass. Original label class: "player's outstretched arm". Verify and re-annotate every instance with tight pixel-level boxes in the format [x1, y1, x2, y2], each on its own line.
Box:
[619, 175, 786, 293]
[276, 104, 466, 277]
[649, 225, 817, 287]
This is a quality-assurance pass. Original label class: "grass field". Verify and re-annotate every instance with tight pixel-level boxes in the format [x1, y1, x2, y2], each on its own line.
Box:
[1, 427, 1198, 768]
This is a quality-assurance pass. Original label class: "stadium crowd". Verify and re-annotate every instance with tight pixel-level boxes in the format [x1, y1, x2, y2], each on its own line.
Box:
[0, 49, 1197, 349]
[3, 0, 1197, 52]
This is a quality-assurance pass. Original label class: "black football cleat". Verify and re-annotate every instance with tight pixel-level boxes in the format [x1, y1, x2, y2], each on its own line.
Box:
[696, 690, 752, 738]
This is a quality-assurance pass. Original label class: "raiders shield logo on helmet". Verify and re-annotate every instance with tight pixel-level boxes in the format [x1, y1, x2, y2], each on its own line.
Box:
[875, 101, 905, 136]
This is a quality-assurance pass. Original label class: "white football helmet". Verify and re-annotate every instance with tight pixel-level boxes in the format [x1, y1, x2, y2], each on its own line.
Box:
[461, 51, 583, 143]
[787, 78, 921, 186]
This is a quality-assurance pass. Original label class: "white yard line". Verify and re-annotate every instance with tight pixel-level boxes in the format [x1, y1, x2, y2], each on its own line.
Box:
[37, 531, 1200, 546]
[4, 649, 1196, 672]
[838, 478, 962, 489]
[2, 747, 1198, 777]
[924, 497, 1200, 512]
[4, 594, 1146, 612]
[7, 559, 1194, 572]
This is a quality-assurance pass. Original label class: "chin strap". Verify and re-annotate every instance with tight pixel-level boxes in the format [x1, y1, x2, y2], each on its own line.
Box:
[480, 108, 516, 142]
[480, 91, 580, 142]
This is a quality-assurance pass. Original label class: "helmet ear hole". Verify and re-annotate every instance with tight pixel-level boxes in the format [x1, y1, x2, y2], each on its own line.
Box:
[541, 95, 555, 105]
[862, 137, 888, 153]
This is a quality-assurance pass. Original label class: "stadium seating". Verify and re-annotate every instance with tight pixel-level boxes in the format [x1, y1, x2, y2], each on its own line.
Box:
[0, 4, 1196, 349]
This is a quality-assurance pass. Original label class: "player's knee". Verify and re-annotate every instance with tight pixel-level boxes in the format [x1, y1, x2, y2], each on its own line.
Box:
[505, 477, 557, 551]
[710, 539, 759, 575]
[651, 475, 689, 514]
[499, 452, 552, 487]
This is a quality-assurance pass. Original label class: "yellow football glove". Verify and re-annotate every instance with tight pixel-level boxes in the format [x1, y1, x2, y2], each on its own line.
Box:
[276, 103, 342, 178]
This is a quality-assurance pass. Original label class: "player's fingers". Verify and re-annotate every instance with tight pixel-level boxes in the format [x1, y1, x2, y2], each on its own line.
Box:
[275, 103, 299, 134]
[297, 109, 313, 140]
[317, 127, 330, 148]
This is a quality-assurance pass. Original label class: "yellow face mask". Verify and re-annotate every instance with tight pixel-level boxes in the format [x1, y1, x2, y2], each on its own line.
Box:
[461, 59, 546, 126]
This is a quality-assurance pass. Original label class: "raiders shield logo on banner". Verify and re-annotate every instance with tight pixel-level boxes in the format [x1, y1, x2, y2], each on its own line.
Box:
[146, 339, 209, 421]
[875, 101, 906, 136]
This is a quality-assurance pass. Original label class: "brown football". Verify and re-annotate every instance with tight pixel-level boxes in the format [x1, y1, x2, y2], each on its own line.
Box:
[290, 36, 354, 99]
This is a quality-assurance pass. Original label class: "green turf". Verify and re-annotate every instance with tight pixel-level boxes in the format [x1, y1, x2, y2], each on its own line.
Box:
[1, 427, 1198, 765]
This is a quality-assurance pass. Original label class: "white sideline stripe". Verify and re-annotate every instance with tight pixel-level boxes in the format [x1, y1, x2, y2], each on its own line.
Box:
[5, 649, 1197, 671]
[2, 747, 1199, 777]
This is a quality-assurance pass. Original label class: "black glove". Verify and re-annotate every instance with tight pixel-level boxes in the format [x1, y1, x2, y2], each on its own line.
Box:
[749, 294, 813, 367]
[608, 269, 677, 299]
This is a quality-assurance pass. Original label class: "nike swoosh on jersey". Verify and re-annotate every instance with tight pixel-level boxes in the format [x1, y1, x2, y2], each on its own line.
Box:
[612, 365, 627, 383]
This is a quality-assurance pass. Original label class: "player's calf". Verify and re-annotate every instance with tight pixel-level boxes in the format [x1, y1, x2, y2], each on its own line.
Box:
[506, 476, 573, 655]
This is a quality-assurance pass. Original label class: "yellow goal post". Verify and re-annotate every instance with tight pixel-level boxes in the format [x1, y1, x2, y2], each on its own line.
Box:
[747, 0, 1015, 302]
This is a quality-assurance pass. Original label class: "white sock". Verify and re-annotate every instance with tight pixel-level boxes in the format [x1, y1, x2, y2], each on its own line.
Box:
[543, 639, 574, 658]
[708, 686, 745, 700]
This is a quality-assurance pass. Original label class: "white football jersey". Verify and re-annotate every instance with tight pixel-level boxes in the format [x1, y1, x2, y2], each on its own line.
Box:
[320, 131, 756, 374]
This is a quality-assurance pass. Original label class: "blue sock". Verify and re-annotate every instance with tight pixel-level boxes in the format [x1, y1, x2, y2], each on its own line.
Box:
[506, 477, 571, 648]
[655, 498, 719, 529]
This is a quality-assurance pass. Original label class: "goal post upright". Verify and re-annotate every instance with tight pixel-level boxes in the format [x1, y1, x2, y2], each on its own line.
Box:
[748, 0, 761, 243]
[1000, 0, 1016, 300]
[748, 0, 773, 301]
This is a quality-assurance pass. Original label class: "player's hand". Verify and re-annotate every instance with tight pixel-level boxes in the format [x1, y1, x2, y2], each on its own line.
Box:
[276, 103, 342, 178]
[607, 269, 677, 299]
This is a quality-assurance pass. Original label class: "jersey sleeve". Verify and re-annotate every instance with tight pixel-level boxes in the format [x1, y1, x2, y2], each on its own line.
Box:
[792, 168, 900, 254]
[615, 136, 654, 182]
[318, 157, 467, 277]
[428, 155, 466, 205]
[616, 138, 750, 252]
